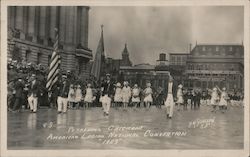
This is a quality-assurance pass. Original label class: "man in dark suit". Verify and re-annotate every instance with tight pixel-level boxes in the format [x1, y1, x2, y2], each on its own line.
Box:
[12, 77, 25, 112]
[100, 74, 114, 116]
[57, 74, 70, 113]
[28, 74, 40, 113]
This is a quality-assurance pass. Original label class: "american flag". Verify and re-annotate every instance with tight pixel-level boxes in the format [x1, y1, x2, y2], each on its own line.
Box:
[46, 28, 60, 91]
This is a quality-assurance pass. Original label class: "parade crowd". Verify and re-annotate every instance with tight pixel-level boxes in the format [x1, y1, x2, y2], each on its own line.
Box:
[8, 59, 244, 119]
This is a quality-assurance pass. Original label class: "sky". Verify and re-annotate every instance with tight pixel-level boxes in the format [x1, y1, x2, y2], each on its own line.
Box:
[88, 6, 244, 65]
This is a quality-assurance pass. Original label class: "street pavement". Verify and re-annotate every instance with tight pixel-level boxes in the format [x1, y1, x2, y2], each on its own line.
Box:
[7, 104, 244, 149]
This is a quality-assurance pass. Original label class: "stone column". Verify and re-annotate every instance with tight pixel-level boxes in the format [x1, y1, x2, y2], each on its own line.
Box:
[39, 6, 46, 39]
[28, 7, 35, 36]
[22, 7, 29, 34]
[8, 7, 12, 27]
[80, 7, 86, 47]
[73, 7, 77, 45]
[84, 7, 89, 47]
[65, 6, 74, 46]
[15, 6, 23, 30]
[15, 6, 25, 39]
[49, 6, 57, 39]
[59, 6, 66, 44]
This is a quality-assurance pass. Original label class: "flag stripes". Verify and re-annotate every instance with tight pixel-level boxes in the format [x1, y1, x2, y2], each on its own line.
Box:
[46, 28, 60, 91]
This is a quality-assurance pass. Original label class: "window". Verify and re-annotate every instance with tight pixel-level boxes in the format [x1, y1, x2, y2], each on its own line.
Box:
[229, 46, 233, 51]
[25, 50, 31, 62]
[216, 46, 219, 52]
[202, 46, 206, 51]
[37, 53, 42, 64]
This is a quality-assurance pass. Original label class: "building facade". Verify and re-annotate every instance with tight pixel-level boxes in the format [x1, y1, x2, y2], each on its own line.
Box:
[103, 43, 132, 81]
[7, 6, 92, 78]
[120, 64, 171, 90]
[184, 44, 244, 90]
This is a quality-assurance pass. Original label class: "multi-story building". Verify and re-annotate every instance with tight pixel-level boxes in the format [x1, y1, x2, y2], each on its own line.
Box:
[120, 63, 171, 90]
[184, 44, 244, 90]
[7, 6, 92, 79]
[169, 53, 188, 66]
[155, 53, 187, 85]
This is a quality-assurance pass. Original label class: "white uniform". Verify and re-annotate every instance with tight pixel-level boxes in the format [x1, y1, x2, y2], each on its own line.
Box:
[75, 89, 82, 103]
[176, 88, 184, 104]
[68, 88, 75, 102]
[114, 87, 122, 102]
[210, 91, 219, 105]
[219, 91, 228, 106]
[144, 87, 153, 102]
[122, 86, 131, 103]
[84, 88, 93, 103]
[102, 94, 112, 114]
[165, 82, 174, 117]
[28, 80, 38, 112]
[132, 88, 140, 102]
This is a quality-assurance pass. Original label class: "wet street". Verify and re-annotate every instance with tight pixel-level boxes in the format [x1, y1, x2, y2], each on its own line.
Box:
[8, 105, 244, 149]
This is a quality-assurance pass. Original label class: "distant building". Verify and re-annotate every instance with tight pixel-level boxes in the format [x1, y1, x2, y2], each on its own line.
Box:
[169, 53, 188, 66]
[156, 53, 170, 66]
[120, 64, 171, 90]
[7, 6, 92, 79]
[155, 52, 187, 85]
[120, 43, 132, 66]
[184, 44, 244, 90]
[104, 44, 132, 80]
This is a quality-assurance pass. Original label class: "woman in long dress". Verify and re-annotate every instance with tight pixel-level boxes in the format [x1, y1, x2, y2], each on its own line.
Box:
[75, 85, 83, 109]
[176, 84, 184, 111]
[217, 86, 229, 113]
[208, 87, 219, 113]
[132, 84, 141, 109]
[122, 81, 131, 110]
[84, 83, 94, 109]
[143, 82, 153, 110]
[114, 82, 122, 108]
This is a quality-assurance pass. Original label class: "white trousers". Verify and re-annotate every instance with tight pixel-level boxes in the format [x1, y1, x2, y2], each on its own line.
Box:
[102, 95, 111, 114]
[57, 96, 68, 112]
[28, 95, 38, 112]
[165, 94, 174, 117]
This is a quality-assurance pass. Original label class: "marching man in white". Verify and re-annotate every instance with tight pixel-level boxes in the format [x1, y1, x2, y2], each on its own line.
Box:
[165, 74, 175, 119]
[100, 74, 114, 116]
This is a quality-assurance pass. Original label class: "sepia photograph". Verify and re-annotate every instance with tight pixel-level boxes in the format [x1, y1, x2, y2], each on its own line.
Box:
[1, 0, 249, 157]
